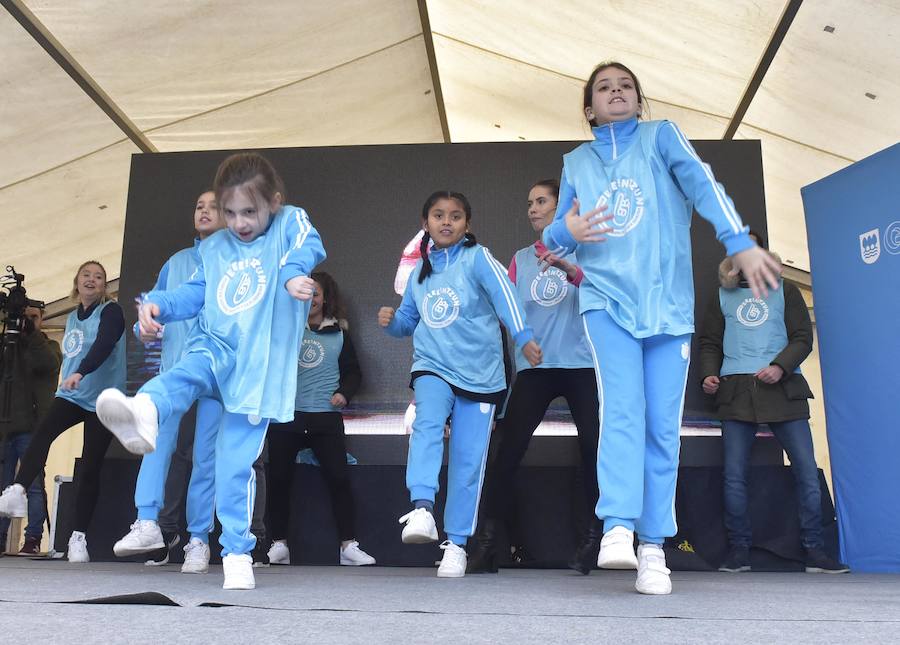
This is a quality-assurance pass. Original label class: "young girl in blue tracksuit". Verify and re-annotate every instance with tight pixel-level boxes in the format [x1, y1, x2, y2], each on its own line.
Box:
[97, 152, 326, 590]
[378, 190, 542, 578]
[112, 190, 225, 573]
[542, 61, 781, 595]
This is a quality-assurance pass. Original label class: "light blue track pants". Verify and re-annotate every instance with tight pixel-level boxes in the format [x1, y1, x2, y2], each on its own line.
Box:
[140, 351, 269, 556]
[408, 375, 496, 546]
[134, 395, 222, 542]
[582, 309, 691, 544]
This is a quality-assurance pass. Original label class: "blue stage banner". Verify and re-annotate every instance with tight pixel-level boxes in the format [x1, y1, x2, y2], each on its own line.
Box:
[802, 143, 900, 572]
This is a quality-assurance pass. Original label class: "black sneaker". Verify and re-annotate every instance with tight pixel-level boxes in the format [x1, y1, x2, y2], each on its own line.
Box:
[804, 547, 850, 573]
[718, 545, 751, 572]
[19, 535, 41, 555]
[252, 539, 271, 568]
[509, 544, 536, 567]
[144, 531, 180, 566]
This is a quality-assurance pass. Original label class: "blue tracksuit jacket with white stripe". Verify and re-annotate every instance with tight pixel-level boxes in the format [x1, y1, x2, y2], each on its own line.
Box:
[386, 239, 534, 395]
[543, 118, 753, 338]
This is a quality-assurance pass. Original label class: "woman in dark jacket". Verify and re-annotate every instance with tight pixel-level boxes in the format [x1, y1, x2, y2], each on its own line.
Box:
[699, 243, 847, 574]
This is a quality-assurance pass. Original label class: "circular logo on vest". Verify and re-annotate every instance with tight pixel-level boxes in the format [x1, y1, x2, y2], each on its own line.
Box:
[422, 287, 461, 328]
[217, 258, 267, 316]
[736, 298, 769, 327]
[299, 339, 325, 369]
[594, 178, 645, 237]
[530, 268, 568, 307]
[62, 329, 84, 358]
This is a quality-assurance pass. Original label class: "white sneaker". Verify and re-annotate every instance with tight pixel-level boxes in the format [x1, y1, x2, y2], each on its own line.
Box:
[67, 531, 90, 563]
[181, 538, 210, 574]
[436, 541, 467, 578]
[268, 540, 290, 565]
[96, 389, 158, 455]
[222, 553, 255, 590]
[113, 520, 164, 556]
[0, 484, 27, 518]
[398, 508, 438, 544]
[340, 541, 376, 566]
[597, 525, 638, 570]
[636, 543, 672, 595]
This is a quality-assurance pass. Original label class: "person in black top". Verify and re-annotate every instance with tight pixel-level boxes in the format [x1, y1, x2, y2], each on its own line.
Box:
[0, 261, 126, 562]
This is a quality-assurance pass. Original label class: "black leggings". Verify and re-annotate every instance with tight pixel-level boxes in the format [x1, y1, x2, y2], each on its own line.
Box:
[267, 412, 356, 542]
[16, 397, 114, 532]
[484, 368, 600, 531]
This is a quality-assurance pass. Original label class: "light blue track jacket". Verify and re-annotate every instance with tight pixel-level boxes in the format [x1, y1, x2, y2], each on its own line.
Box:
[543, 118, 754, 338]
[152, 240, 201, 373]
[145, 205, 326, 422]
[386, 240, 534, 395]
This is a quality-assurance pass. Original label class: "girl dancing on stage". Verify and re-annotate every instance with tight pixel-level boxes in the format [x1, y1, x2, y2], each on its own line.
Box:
[96, 152, 326, 590]
[542, 61, 780, 594]
[379, 190, 541, 578]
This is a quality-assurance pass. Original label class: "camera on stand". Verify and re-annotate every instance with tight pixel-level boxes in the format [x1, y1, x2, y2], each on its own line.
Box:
[1, 266, 46, 422]
[1, 266, 45, 338]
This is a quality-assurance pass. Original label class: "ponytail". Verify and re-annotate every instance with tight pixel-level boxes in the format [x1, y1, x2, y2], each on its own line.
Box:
[417, 231, 433, 284]
[463, 232, 477, 247]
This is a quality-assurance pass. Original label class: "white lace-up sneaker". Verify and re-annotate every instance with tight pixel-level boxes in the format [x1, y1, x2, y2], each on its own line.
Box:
[67, 531, 90, 563]
[436, 541, 467, 578]
[222, 553, 255, 590]
[398, 508, 438, 544]
[181, 538, 210, 574]
[635, 543, 672, 595]
[0, 484, 27, 518]
[267, 540, 290, 565]
[340, 541, 376, 566]
[113, 520, 164, 556]
[96, 389, 158, 455]
[597, 525, 638, 570]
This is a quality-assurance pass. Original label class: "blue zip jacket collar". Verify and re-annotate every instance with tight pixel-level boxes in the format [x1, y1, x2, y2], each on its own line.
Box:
[428, 237, 467, 273]
[590, 117, 640, 162]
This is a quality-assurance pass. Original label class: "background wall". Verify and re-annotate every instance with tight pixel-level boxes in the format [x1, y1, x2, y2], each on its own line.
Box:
[119, 139, 768, 419]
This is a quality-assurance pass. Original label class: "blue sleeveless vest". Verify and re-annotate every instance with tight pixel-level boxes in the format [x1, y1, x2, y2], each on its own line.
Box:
[562, 120, 695, 338]
[57, 301, 126, 411]
[182, 205, 316, 422]
[720, 281, 797, 375]
[159, 243, 201, 373]
[512, 245, 592, 372]
[295, 326, 344, 412]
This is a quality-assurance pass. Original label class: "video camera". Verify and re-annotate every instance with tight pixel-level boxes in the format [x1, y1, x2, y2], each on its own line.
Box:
[1, 266, 45, 337]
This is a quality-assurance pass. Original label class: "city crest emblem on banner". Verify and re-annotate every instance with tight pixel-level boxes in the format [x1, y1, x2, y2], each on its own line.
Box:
[859, 228, 880, 265]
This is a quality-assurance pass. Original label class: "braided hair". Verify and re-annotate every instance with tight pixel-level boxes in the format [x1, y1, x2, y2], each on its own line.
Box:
[417, 191, 477, 284]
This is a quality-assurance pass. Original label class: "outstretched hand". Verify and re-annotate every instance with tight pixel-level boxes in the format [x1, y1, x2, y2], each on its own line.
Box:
[564, 199, 615, 243]
[730, 246, 782, 299]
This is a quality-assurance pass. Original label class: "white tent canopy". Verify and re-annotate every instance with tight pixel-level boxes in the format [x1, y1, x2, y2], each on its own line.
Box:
[2, 0, 898, 303]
